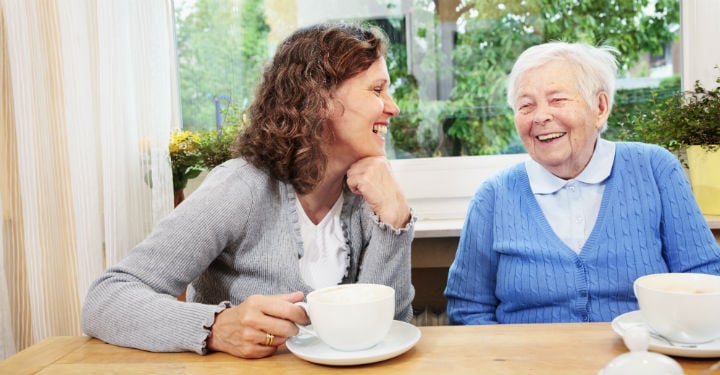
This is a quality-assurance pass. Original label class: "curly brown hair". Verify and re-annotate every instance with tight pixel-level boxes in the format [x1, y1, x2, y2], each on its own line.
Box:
[232, 23, 388, 194]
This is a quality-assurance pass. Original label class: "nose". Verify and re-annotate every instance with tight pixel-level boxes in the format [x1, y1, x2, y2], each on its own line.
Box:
[532, 102, 552, 126]
[384, 94, 400, 117]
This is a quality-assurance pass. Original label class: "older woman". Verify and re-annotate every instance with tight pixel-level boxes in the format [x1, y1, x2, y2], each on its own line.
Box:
[82, 23, 415, 358]
[445, 41, 720, 325]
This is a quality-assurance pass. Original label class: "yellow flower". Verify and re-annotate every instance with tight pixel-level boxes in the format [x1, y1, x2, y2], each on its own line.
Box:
[169, 129, 203, 192]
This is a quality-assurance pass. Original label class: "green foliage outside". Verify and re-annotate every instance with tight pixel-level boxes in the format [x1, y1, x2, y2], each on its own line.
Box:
[196, 103, 245, 170]
[367, 0, 679, 157]
[606, 75, 680, 141]
[175, 0, 268, 131]
[613, 72, 720, 166]
[169, 105, 244, 191]
[175, 0, 681, 159]
[363, 17, 439, 158]
[391, 0, 680, 157]
[440, 2, 542, 156]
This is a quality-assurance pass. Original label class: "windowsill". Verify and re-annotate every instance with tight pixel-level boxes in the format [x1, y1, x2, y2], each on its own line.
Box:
[390, 153, 529, 239]
[415, 215, 720, 239]
[414, 219, 464, 238]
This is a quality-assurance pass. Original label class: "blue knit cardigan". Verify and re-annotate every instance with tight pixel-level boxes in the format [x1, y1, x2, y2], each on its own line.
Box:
[445, 142, 720, 325]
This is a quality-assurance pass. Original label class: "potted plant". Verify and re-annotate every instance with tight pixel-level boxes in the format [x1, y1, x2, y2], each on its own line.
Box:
[169, 129, 204, 206]
[617, 69, 720, 215]
[197, 122, 242, 170]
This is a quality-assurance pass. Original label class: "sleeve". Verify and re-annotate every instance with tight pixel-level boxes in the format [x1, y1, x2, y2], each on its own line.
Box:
[445, 181, 500, 325]
[354, 205, 416, 323]
[652, 146, 720, 274]
[81, 163, 252, 354]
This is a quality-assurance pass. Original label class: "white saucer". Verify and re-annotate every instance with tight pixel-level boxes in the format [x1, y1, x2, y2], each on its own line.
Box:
[286, 320, 421, 366]
[612, 310, 720, 358]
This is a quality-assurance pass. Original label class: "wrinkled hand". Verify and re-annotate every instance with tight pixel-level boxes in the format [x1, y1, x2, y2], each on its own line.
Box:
[207, 291, 308, 358]
[346, 156, 411, 229]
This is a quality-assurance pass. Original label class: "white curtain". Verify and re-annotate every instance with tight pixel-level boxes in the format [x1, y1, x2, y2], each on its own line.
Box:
[0, 0, 178, 358]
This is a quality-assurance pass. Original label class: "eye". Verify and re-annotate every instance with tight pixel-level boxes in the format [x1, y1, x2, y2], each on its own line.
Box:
[373, 87, 383, 95]
[517, 103, 533, 113]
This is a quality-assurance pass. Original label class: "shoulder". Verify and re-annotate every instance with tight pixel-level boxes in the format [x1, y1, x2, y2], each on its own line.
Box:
[615, 141, 675, 160]
[202, 158, 272, 191]
[207, 158, 264, 179]
[614, 141, 681, 170]
[483, 162, 527, 189]
[185, 158, 282, 212]
[471, 162, 527, 200]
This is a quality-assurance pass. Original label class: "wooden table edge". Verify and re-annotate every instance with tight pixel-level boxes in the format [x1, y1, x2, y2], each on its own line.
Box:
[0, 336, 91, 375]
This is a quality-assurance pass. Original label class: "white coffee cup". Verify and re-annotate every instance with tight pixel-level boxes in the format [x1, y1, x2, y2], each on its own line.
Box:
[634, 272, 720, 344]
[295, 283, 395, 351]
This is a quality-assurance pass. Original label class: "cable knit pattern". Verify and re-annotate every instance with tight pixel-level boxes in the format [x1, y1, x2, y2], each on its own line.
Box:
[445, 142, 720, 325]
[82, 158, 415, 354]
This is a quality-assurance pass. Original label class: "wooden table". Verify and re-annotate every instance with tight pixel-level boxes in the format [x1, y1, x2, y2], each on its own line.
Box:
[2, 323, 718, 374]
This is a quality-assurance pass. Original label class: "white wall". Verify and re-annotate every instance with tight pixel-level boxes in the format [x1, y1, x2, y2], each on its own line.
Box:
[390, 154, 528, 222]
[681, 0, 720, 91]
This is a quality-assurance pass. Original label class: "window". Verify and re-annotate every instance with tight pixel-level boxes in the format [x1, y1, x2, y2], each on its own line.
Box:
[174, 0, 679, 159]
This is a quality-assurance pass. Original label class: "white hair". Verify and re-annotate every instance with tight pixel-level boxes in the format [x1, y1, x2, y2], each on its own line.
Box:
[506, 41, 619, 132]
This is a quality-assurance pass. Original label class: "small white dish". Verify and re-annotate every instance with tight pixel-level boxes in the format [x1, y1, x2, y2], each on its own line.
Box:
[612, 310, 720, 358]
[286, 320, 421, 366]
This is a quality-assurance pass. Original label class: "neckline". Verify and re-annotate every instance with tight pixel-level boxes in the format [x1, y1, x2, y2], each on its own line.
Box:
[518, 160, 617, 256]
[296, 192, 344, 228]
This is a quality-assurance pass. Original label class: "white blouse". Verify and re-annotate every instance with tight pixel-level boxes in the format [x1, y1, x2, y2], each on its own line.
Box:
[296, 194, 348, 289]
[526, 138, 616, 253]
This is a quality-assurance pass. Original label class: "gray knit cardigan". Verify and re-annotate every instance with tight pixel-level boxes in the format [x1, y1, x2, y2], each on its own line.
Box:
[81, 158, 416, 354]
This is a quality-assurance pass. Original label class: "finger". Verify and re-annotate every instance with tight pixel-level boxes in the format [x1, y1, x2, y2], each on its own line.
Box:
[276, 291, 305, 303]
[243, 295, 307, 337]
[281, 292, 310, 324]
[253, 294, 308, 323]
[256, 330, 292, 347]
[229, 343, 278, 359]
[259, 330, 276, 346]
[256, 310, 304, 338]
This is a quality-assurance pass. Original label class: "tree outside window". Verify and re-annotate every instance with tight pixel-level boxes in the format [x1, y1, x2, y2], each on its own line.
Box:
[174, 0, 680, 159]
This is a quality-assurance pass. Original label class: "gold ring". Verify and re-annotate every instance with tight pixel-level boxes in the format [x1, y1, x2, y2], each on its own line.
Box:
[264, 332, 275, 346]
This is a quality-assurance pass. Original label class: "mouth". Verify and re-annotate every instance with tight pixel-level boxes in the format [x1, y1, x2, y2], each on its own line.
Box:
[372, 124, 388, 136]
[536, 132, 565, 142]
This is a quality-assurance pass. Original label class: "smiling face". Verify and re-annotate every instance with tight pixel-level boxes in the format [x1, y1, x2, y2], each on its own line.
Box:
[513, 59, 610, 179]
[326, 57, 400, 166]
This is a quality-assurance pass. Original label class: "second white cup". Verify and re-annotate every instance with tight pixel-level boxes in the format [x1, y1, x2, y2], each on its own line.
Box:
[295, 283, 395, 351]
[634, 272, 720, 344]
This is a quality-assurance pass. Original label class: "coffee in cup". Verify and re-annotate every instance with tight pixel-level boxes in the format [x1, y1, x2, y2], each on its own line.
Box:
[634, 272, 720, 344]
[295, 283, 395, 351]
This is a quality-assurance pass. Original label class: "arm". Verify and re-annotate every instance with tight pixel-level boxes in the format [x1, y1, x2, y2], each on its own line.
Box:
[445, 182, 500, 325]
[346, 156, 415, 322]
[82, 188, 239, 353]
[82, 162, 307, 357]
[652, 147, 720, 274]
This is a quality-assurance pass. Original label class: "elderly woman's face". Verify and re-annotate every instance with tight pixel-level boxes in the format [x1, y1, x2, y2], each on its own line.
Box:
[327, 57, 400, 163]
[513, 60, 609, 179]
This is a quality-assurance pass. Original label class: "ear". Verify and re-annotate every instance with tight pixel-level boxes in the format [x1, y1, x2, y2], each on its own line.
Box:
[595, 91, 610, 130]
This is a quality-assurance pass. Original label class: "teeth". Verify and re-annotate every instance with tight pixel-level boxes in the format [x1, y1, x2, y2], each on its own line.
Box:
[537, 132, 564, 141]
[372, 125, 387, 136]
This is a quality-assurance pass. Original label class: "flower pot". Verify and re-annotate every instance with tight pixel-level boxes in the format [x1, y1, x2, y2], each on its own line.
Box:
[174, 189, 185, 207]
[686, 145, 720, 215]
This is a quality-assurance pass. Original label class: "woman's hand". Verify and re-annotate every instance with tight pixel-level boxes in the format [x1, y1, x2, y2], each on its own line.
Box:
[346, 156, 411, 229]
[206, 291, 308, 358]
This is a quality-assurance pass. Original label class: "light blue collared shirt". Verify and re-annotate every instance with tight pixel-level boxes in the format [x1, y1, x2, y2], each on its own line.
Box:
[525, 138, 616, 253]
